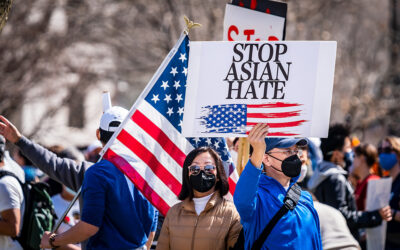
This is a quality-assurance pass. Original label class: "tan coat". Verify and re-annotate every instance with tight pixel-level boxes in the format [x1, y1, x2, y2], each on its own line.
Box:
[157, 191, 242, 250]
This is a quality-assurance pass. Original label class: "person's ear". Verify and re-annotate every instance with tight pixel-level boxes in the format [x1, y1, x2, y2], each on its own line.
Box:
[96, 129, 101, 141]
[263, 154, 271, 167]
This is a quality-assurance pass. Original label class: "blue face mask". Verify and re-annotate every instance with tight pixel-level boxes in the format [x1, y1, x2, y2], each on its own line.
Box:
[379, 153, 398, 170]
[344, 151, 354, 171]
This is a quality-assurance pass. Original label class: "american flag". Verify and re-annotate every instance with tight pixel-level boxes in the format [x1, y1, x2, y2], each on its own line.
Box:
[101, 33, 238, 216]
[199, 102, 307, 136]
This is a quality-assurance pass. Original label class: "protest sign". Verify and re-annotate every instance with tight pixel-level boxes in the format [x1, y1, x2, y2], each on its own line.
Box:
[223, 4, 285, 42]
[231, 0, 287, 17]
[365, 178, 392, 250]
[182, 41, 337, 138]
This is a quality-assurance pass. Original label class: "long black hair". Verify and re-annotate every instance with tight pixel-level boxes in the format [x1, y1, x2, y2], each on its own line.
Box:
[178, 147, 229, 200]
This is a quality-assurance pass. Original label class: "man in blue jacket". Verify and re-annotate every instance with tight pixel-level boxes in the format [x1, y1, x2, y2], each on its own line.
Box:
[234, 124, 322, 249]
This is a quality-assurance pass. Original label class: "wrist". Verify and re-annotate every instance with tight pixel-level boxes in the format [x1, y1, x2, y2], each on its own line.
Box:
[49, 233, 59, 249]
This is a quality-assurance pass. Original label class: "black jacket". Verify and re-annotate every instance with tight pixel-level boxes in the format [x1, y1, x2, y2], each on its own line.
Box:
[308, 161, 382, 240]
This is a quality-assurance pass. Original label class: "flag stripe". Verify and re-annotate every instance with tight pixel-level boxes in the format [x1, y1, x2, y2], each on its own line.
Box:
[117, 129, 182, 196]
[247, 110, 301, 119]
[104, 149, 172, 216]
[247, 120, 307, 128]
[228, 177, 237, 195]
[137, 101, 194, 154]
[247, 102, 302, 108]
[109, 140, 179, 206]
[122, 119, 183, 183]
[132, 109, 186, 167]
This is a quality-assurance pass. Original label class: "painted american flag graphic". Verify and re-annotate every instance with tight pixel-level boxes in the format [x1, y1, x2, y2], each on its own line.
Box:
[102, 33, 238, 216]
[199, 102, 307, 136]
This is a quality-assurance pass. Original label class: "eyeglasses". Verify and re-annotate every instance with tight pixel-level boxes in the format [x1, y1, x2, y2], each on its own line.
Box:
[188, 165, 216, 176]
[268, 149, 303, 157]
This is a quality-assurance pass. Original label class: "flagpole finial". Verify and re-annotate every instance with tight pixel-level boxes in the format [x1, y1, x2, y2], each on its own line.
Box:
[183, 16, 201, 35]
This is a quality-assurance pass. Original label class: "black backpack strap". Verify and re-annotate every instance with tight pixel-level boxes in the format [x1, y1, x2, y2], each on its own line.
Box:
[0, 170, 23, 185]
[251, 183, 302, 250]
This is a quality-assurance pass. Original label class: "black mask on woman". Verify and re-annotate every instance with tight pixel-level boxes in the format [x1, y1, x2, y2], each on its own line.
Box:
[268, 154, 302, 178]
[189, 170, 216, 193]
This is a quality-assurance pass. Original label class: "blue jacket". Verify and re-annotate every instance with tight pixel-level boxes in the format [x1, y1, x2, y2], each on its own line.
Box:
[234, 161, 322, 250]
[81, 159, 158, 249]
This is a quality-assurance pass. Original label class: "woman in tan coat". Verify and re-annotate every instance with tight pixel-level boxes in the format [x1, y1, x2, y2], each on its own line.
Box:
[157, 147, 242, 250]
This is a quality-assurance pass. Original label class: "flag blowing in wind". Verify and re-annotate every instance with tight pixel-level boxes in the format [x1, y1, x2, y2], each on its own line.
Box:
[102, 33, 238, 216]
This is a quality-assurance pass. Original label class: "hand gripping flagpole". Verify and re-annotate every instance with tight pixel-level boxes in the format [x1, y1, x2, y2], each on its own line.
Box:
[48, 16, 201, 247]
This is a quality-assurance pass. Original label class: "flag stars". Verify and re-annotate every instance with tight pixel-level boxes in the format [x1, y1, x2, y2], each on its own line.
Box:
[206, 138, 212, 145]
[173, 81, 181, 89]
[166, 107, 174, 116]
[179, 53, 187, 63]
[170, 67, 178, 76]
[214, 141, 220, 149]
[160, 81, 169, 90]
[175, 94, 183, 103]
[177, 107, 184, 116]
[193, 137, 201, 145]
[164, 94, 172, 103]
[178, 120, 183, 127]
[151, 94, 160, 104]
[182, 67, 188, 76]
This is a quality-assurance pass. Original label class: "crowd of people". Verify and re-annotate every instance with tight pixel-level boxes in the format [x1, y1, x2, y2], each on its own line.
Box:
[0, 109, 399, 250]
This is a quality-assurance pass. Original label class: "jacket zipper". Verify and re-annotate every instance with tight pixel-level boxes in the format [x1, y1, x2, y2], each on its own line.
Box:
[190, 215, 200, 250]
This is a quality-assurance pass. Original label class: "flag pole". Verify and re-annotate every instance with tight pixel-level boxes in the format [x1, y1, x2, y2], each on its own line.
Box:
[51, 188, 82, 233]
[236, 138, 250, 175]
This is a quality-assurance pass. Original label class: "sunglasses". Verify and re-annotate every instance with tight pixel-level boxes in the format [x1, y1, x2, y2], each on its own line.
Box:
[188, 165, 216, 176]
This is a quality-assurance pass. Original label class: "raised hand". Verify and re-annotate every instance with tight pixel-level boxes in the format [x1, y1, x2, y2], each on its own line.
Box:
[0, 115, 22, 143]
[248, 123, 269, 168]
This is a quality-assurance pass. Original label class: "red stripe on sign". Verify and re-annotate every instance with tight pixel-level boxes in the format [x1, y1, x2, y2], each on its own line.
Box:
[104, 149, 171, 216]
[245, 131, 300, 136]
[267, 132, 300, 136]
[247, 120, 307, 128]
[247, 110, 301, 119]
[117, 129, 182, 196]
[247, 102, 302, 108]
[229, 177, 237, 195]
[131, 110, 186, 167]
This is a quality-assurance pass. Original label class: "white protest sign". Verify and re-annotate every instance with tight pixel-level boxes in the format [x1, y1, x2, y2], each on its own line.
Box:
[365, 178, 392, 250]
[182, 41, 337, 138]
[223, 4, 285, 41]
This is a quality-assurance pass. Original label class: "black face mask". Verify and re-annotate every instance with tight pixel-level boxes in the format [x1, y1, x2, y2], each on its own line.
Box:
[189, 170, 216, 193]
[267, 154, 302, 178]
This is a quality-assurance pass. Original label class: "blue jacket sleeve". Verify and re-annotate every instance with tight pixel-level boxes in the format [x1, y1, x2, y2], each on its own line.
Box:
[233, 160, 262, 223]
[81, 166, 107, 227]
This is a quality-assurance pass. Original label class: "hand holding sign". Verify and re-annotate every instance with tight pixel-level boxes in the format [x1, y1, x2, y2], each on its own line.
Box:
[248, 123, 269, 167]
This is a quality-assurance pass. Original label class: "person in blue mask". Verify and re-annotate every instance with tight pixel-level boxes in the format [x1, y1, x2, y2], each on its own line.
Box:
[234, 124, 322, 250]
[379, 137, 400, 249]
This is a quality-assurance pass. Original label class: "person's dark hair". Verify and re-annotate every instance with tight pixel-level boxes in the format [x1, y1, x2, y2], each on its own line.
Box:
[320, 124, 350, 161]
[99, 121, 121, 144]
[178, 147, 229, 200]
[16, 148, 33, 166]
[354, 143, 378, 168]
[0, 136, 4, 162]
[0, 146, 4, 162]
[233, 137, 239, 148]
